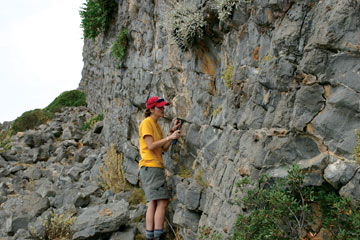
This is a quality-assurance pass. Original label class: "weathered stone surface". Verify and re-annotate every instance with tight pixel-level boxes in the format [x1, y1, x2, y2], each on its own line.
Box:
[339, 170, 360, 204]
[67, 166, 85, 181]
[12, 228, 32, 240]
[71, 200, 129, 239]
[109, 227, 136, 240]
[173, 205, 201, 233]
[312, 85, 360, 159]
[324, 160, 358, 189]
[3, 192, 49, 234]
[290, 85, 325, 131]
[53, 188, 91, 209]
[0, 155, 8, 168]
[23, 166, 42, 180]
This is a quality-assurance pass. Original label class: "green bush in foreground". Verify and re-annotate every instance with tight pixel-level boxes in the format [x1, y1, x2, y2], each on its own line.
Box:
[12, 109, 53, 133]
[80, 0, 118, 39]
[232, 165, 360, 240]
[111, 28, 128, 66]
[45, 90, 86, 113]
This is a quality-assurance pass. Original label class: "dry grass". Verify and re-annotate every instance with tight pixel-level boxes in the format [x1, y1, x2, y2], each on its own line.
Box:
[99, 144, 126, 193]
[195, 168, 208, 188]
[99, 144, 147, 206]
[178, 165, 191, 179]
[222, 64, 234, 89]
[128, 188, 146, 205]
[354, 129, 360, 163]
[36, 212, 77, 240]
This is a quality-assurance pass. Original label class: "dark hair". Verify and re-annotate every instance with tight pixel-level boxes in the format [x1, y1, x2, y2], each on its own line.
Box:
[144, 109, 152, 117]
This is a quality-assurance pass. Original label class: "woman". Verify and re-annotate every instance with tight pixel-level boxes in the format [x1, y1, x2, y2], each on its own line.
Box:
[139, 96, 181, 240]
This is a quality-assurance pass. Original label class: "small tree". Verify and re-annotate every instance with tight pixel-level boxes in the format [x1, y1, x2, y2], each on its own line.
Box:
[232, 165, 360, 239]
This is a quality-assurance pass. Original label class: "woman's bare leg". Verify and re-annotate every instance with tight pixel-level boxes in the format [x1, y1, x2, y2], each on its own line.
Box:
[154, 199, 168, 230]
[146, 200, 157, 231]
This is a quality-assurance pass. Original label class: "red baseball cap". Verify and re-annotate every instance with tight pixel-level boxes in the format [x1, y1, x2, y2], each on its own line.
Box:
[146, 96, 170, 109]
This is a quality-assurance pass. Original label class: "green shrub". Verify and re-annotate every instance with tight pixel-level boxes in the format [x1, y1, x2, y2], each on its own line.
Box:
[198, 226, 222, 240]
[232, 165, 360, 240]
[214, 0, 252, 22]
[111, 28, 128, 66]
[222, 64, 234, 89]
[39, 212, 77, 240]
[167, 1, 206, 51]
[12, 109, 53, 133]
[82, 114, 104, 131]
[80, 0, 118, 39]
[354, 129, 360, 163]
[45, 90, 86, 113]
[0, 129, 14, 151]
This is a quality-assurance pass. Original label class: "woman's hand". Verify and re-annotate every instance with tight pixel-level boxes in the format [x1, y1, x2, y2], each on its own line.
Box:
[170, 119, 181, 133]
[169, 130, 180, 140]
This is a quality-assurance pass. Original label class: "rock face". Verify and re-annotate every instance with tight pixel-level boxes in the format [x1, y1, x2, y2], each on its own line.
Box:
[78, 0, 360, 238]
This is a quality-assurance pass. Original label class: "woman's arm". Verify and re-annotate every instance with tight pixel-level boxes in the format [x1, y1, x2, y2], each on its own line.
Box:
[162, 119, 181, 152]
[144, 130, 180, 151]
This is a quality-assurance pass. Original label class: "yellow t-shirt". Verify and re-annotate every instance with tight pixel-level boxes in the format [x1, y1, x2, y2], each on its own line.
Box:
[139, 117, 164, 168]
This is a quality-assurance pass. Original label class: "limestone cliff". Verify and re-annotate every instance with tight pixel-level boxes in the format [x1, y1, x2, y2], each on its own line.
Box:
[79, 0, 360, 238]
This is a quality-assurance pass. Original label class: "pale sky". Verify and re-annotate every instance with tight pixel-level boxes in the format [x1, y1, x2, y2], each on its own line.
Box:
[0, 0, 86, 123]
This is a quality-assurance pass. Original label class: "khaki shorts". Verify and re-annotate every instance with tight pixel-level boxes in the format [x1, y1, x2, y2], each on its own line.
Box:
[140, 167, 171, 201]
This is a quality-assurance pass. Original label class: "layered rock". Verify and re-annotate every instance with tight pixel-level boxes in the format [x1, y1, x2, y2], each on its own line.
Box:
[78, 0, 360, 238]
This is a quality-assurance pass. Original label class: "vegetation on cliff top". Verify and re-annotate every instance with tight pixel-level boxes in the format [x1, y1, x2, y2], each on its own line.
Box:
[45, 90, 86, 113]
[80, 0, 118, 39]
[11, 109, 53, 133]
[8, 90, 86, 134]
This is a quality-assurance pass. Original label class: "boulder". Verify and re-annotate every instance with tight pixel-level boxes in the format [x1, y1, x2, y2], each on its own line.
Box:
[109, 227, 136, 240]
[324, 160, 358, 189]
[71, 200, 129, 239]
[53, 188, 91, 209]
[3, 192, 49, 234]
[173, 205, 201, 232]
[339, 170, 360, 204]
[23, 166, 42, 180]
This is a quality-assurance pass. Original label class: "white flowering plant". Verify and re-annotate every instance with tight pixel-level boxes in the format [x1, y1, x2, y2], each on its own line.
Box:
[214, 0, 252, 22]
[167, 1, 206, 51]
